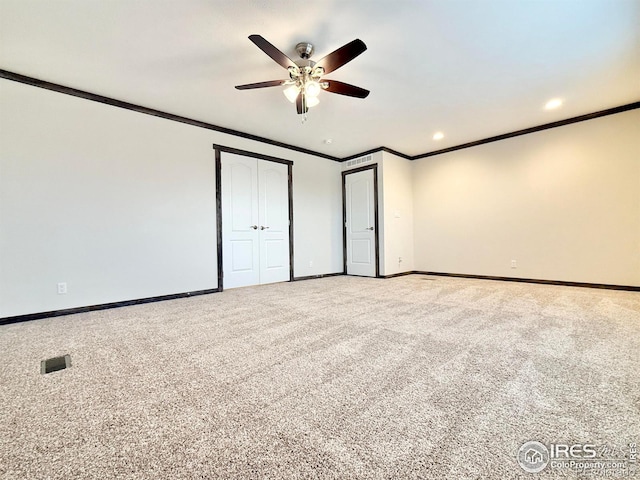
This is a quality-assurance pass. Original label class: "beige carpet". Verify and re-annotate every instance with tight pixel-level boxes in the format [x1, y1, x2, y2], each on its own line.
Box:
[1, 275, 638, 479]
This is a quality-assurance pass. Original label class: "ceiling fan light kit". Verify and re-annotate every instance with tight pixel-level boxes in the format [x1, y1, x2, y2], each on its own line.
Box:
[235, 35, 370, 123]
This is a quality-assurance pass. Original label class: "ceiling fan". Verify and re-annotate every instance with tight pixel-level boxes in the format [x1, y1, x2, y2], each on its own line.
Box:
[235, 35, 369, 121]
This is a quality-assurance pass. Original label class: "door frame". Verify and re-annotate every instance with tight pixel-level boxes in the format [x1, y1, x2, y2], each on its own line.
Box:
[342, 164, 380, 277]
[214, 144, 294, 291]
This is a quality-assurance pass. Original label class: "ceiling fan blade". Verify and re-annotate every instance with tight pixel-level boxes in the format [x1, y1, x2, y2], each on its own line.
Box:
[315, 39, 367, 74]
[296, 94, 308, 114]
[235, 80, 286, 90]
[323, 80, 370, 98]
[249, 34, 297, 70]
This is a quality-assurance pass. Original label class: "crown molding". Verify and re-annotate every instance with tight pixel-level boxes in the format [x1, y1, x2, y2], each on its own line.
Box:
[2, 69, 638, 164]
[343, 101, 640, 162]
[410, 101, 640, 160]
[341, 146, 411, 162]
[0, 69, 342, 162]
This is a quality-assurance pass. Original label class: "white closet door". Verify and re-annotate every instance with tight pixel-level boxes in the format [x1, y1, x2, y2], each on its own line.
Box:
[345, 168, 376, 277]
[222, 154, 260, 288]
[258, 161, 290, 285]
[222, 153, 290, 288]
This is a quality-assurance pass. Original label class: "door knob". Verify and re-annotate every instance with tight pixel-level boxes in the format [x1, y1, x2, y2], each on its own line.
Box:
[260, 226, 270, 230]
[367, 227, 374, 230]
[250, 225, 258, 230]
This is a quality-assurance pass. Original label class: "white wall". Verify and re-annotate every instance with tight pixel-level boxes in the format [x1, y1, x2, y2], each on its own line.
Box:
[0, 79, 343, 318]
[2, 79, 637, 319]
[380, 151, 414, 276]
[292, 154, 343, 278]
[412, 109, 640, 286]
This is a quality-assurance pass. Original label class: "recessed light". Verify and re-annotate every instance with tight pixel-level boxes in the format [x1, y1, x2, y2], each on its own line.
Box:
[433, 132, 444, 141]
[545, 98, 563, 110]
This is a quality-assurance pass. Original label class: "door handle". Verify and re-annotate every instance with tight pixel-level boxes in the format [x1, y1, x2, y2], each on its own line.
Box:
[250, 225, 258, 230]
[367, 227, 374, 230]
[260, 226, 270, 230]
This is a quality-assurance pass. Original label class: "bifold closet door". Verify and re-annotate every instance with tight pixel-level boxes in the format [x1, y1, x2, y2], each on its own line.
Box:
[222, 153, 290, 289]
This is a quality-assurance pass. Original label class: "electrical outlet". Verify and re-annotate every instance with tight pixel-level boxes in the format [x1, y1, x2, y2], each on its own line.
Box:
[309, 260, 313, 268]
[57, 282, 67, 294]
[511, 260, 517, 269]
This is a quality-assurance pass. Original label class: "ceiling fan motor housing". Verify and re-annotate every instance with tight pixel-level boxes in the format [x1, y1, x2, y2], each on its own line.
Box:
[295, 42, 314, 59]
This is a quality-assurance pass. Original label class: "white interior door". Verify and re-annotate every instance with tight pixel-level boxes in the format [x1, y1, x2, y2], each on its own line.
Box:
[345, 168, 377, 277]
[222, 154, 260, 288]
[258, 161, 290, 285]
[222, 153, 290, 288]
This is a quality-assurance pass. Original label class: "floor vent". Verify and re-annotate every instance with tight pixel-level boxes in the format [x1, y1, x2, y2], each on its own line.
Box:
[41, 355, 71, 374]
[345, 155, 373, 168]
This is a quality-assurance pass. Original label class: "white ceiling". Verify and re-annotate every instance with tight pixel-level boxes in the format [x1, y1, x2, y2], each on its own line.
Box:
[1, 0, 639, 158]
